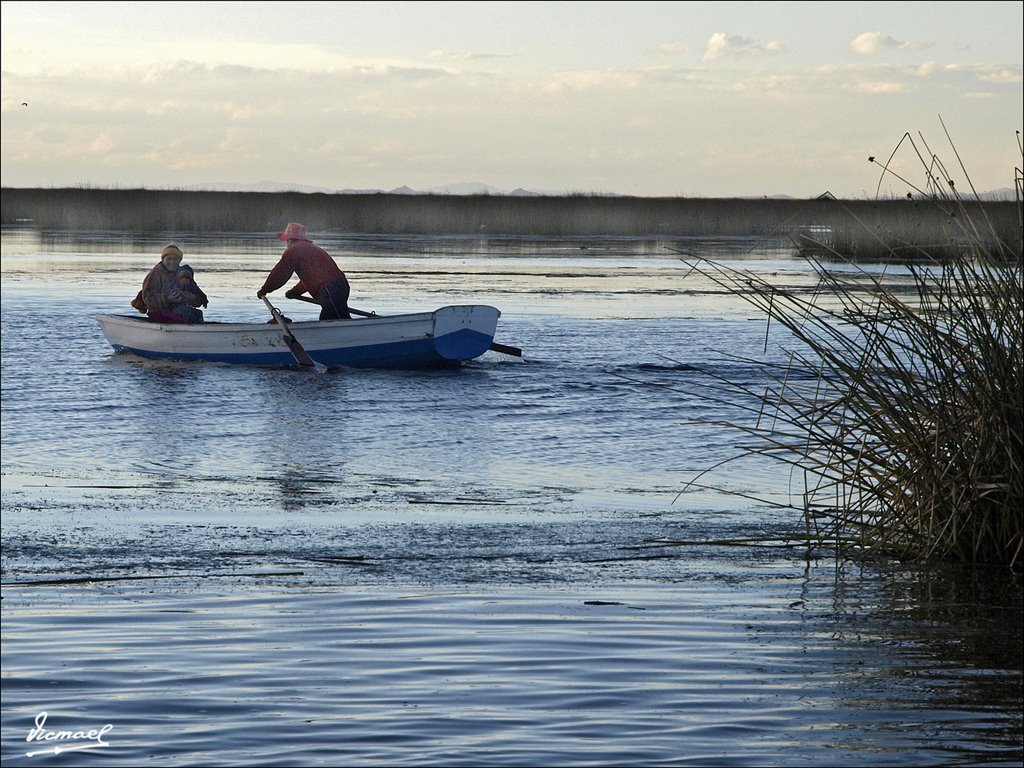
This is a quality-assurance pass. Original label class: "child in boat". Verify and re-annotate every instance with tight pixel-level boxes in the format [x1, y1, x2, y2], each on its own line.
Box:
[164, 264, 208, 324]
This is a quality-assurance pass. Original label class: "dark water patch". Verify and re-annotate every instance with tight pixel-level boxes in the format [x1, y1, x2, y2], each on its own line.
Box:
[2, 574, 1020, 766]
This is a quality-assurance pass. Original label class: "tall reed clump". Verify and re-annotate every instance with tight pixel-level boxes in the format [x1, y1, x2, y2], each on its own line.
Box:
[683, 127, 1023, 568]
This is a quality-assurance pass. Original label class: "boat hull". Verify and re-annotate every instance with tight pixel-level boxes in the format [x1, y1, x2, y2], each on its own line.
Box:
[96, 305, 500, 369]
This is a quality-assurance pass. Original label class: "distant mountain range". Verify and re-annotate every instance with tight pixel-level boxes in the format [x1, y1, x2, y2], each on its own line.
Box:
[188, 180, 1018, 200]
[193, 180, 549, 196]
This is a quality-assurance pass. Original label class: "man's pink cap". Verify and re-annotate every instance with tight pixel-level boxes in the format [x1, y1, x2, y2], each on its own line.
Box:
[277, 222, 309, 241]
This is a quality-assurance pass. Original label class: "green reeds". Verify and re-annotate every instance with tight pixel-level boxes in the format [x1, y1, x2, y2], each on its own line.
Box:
[683, 128, 1023, 568]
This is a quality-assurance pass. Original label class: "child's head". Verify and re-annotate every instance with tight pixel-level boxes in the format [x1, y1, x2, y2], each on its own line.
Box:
[176, 265, 194, 284]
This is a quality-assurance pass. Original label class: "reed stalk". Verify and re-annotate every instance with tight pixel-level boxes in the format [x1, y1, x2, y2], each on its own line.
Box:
[683, 127, 1023, 568]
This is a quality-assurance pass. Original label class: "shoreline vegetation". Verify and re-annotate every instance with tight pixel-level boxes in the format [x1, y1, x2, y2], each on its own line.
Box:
[1, 186, 1019, 258]
[684, 134, 1023, 568]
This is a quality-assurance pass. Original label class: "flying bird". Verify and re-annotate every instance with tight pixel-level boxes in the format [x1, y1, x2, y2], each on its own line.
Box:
[21, 102, 28, 107]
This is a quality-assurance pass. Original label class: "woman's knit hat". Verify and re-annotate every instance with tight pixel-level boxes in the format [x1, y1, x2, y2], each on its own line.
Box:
[161, 243, 183, 259]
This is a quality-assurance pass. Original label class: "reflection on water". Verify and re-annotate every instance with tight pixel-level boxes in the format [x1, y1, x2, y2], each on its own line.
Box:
[1, 229, 1020, 766]
[799, 563, 1023, 766]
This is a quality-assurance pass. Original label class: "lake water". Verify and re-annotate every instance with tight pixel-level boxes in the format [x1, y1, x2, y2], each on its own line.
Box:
[1, 229, 1021, 766]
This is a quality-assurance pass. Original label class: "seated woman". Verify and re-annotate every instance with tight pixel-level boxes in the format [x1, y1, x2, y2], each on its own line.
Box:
[132, 244, 208, 324]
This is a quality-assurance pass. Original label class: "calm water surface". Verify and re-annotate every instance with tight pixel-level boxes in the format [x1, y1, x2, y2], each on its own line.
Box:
[1, 230, 1021, 766]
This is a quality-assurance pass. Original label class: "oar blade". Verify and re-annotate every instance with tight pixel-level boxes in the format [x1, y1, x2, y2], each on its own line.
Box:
[489, 342, 523, 357]
[281, 328, 317, 368]
[262, 296, 320, 368]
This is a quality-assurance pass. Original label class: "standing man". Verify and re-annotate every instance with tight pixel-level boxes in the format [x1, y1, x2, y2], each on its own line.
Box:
[256, 222, 352, 320]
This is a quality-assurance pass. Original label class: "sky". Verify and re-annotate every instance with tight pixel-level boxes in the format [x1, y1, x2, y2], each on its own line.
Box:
[1, 1, 1021, 198]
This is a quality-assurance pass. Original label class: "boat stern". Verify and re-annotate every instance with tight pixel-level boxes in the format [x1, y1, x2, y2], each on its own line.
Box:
[432, 305, 500, 361]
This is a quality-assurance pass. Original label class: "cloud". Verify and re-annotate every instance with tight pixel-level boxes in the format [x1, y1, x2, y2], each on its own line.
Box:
[540, 69, 647, 94]
[849, 80, 907, 94]
[700, 33, 785, 63]
[942, 62, 1023, 86]
[976, 67, 1023, 85]
[427, 50, 512, 63]
[850, 31, 926, 55]
[1, 6, 1017, 198]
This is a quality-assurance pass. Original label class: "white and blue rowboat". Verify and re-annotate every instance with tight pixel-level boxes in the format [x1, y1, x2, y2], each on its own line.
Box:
[96, 305, 507, 369]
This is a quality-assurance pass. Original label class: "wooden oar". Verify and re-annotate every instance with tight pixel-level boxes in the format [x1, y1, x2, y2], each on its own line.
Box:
[288, 294, 375, 318]
[261, 295, 319, 368]
[287, 295, 523, 356]
[486, 340, 523, 357]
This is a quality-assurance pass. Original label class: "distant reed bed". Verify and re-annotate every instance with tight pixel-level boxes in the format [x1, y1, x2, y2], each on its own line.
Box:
[791, 195, 1022, 259]
[1, 187, 1018, 249]
[683, 129, 1023, 568]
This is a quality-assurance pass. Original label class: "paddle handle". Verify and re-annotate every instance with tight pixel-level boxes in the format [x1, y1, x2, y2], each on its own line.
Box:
[287, 293, 375, 318]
